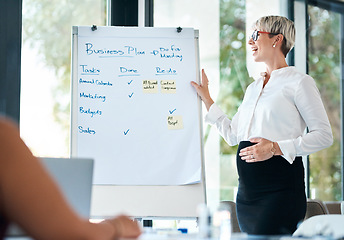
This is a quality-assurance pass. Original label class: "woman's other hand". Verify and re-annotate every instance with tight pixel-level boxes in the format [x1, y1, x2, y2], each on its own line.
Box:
[239, 138, 281, 163]
[191, 69, 214, 111]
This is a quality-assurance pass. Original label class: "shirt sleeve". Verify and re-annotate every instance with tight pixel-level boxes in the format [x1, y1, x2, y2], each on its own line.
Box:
[205, 103, 239, 146]
[277, 75, 333, 164]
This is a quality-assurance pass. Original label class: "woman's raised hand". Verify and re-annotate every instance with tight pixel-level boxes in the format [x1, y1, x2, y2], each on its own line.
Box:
[191, 69, 214, 111]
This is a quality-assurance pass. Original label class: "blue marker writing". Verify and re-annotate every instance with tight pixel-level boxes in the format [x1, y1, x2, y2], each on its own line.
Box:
[78, 126, 96, 135]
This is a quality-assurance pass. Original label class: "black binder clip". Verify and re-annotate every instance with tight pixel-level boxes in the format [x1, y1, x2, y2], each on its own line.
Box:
[176, 27, 182, 33]
[91, 25, 97, 31]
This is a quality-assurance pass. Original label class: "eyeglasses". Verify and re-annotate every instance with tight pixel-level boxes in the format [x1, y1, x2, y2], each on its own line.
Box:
[251, 30, 279, 41]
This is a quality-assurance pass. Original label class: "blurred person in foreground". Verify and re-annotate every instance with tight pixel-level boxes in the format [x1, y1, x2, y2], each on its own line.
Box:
[0, 117, 141, 240]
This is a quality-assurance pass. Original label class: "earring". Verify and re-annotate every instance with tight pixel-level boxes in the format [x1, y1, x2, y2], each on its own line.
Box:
[272, 44, 276, 48]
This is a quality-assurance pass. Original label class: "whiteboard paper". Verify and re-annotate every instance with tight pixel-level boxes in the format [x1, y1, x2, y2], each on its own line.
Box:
[72, 27, 202, 185]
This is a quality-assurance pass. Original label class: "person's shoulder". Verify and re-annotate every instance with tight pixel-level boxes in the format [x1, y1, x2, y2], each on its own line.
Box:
[0, 116, 18, 127]
[285, 68, 320, 97]
[0, 116, 20, 137]
[284, 67, 315, 85]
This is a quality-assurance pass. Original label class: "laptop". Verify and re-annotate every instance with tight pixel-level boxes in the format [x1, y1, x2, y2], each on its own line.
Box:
[5, 157, 94, 238]
[41, 157, 94, 218]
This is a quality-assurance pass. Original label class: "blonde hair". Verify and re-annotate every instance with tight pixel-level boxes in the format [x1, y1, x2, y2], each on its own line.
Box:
[253, 15, 295, 57]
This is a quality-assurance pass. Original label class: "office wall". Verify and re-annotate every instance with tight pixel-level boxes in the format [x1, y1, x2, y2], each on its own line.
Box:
[0, 0, 22, 122]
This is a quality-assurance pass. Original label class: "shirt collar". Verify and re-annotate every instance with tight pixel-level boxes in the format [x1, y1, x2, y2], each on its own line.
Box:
[270, 66, 295, 77]
[255, 66, 296, 82]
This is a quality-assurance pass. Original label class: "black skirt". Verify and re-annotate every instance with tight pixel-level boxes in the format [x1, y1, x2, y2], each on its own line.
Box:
[236, 141, 306, 235]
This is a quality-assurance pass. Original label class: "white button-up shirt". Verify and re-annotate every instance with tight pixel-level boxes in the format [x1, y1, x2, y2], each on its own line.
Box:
[205, 66, 333, 164]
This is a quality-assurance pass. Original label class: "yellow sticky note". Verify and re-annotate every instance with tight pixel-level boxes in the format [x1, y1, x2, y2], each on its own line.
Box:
[143, 80, 158, 93]
[161, 80, 176, 94]
[167, 116, 183, 130]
